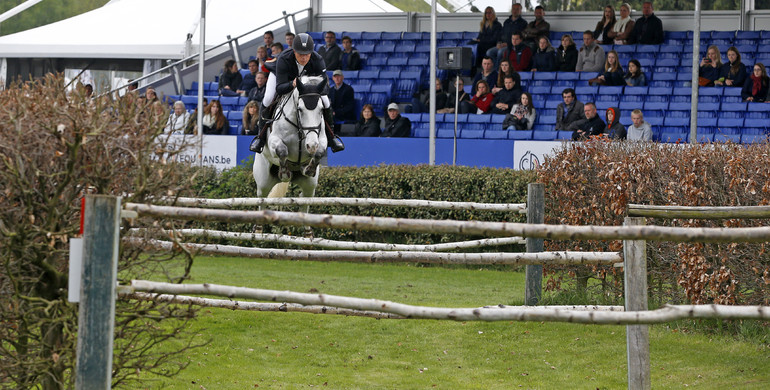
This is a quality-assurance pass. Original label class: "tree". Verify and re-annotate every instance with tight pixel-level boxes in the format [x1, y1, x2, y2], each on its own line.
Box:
[0, 0, 110, 36]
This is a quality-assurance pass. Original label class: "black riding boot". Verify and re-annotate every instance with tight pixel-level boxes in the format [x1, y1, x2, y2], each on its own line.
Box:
[249, 103, 271, 153]
[323, 107, 345, 153]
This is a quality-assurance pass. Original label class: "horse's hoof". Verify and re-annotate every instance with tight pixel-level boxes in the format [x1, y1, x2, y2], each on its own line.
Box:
[279, 167, 292, 182]
[252, 224, 263, 234]
[304, 226, 314, 239]
[302, 164, 317, 177]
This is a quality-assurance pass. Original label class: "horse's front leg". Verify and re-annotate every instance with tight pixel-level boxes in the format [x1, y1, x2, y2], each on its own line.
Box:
[269, 138, 292, 182]
[301, 148, 324, 177]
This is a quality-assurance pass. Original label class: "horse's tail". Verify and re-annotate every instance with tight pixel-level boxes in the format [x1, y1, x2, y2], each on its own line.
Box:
[268, 182, 289, 198]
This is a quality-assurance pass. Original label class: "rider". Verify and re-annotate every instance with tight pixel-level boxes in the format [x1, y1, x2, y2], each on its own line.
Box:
[249, 32, 345, 153]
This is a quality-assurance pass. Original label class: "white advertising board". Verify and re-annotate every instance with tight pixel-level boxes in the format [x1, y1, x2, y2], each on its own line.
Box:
[160, 134, 237, 171]
[512, 141, 568, 170]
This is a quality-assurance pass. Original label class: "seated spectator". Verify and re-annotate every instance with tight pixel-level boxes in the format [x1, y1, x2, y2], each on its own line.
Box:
[330, 70, 356, 126]
[608, 3, 635, 44]
[493, 60, 517, 94]
[629, 1, 663, 45]
[411, 78, 448, 113]
[556, 88, 587, 131]
[487, 3, 527, 68]
[381, 103, 411, 137]
[490, 75, 522, 115]
[504, 32, 533, 72]
[185, 97, 208, 134]
[270, 42, 284, 58]
[503, 92, 536, 130]
[605, 107, 625, 139]
[624, 59, 647, 86]
[318, 31, 342, 71]
[531, 36, 556, 72]
[285, 32, 295, 48]
[339, 36, 361, 71]
[699, 45, 723, 86]
[593, 5, 617, 45]
[440, 77, 471, 114]
[590, 50, 624, 86]
[472, 57, 498, 95]
[469, 6, 502, 73]
[145, 87, 159, 103]
[242, 100, 260, 135]
[461, 80, 494, 114]
[84, 84, 93, 98]
[256, 46, 269, 73]
[742, 63, 770, 102]
[248, 72, 268, 103]
[219, 59, 243, 97]
[201, 100, 230, 135]
[572, 102, 606, 140]
[355, 104, 382, 137]
[522, 6, 550, 49]
[577, 31, 605, 73]
[556, 34, 578, 72]
[627, 109, 653, 141]
[127, 79, 139, 93]
[718, 46, 748, 87]
[237, 60, 260, 96]
[164, 101, 190, 134]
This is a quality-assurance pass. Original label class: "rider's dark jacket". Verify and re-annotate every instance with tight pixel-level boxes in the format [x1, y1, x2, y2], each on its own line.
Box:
[275, 49, 329, 96]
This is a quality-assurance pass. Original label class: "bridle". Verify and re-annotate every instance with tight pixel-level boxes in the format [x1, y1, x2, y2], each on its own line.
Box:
[282, 91, 322, 144]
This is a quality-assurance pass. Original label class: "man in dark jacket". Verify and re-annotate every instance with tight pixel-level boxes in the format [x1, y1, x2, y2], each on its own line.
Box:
[629, 1, 663, 44]
[493, 3, 527, 62]
[247, 71, 267, 103]
[381, 103, 411, 137]
[339, 36, 361, 71]
[330, 70, 356, 127]
[572, 102, 606, 140]
[490, 75, 521, 114]
[555, 88, 587, 131]
[318, 31, 342, 71]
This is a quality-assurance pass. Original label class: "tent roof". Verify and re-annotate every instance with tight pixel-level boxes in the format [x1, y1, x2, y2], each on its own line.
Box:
[0, 0, 401, 59]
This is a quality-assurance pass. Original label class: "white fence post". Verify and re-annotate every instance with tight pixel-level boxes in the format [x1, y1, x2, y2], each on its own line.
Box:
[525, 183, 544, 305]
[623, 217, 650, 390]
[75, 195, 121, 390]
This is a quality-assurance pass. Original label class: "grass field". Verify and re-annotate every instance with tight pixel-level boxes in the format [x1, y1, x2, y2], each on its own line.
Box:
[144, 257, 769, 389]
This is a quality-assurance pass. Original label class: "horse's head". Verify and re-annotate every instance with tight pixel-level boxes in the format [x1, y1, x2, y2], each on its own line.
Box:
[294, 76, 327, 155]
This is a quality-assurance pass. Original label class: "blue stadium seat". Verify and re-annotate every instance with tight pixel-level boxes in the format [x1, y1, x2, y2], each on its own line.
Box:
[659, 132, 688, 143]
[412, 124, 430, 138]
[714, 133, 741, 143]
[359, 70, 379, 79]
[490, 114, 506, 125]
[698, 117, 718, 127]
[557, 72, 580, 81]
[461, 129, 485, 139]
[599, 85, 623, 95]
[722, 102, 748, 111]
[625, 86, 648, 95]
[508, 130, 533, 140]
[698, 102, 720, 111]
[741, 134, 768, 144]
[467, 114, 491, 124]
[381, 31, 401, 40]
[557, 130, 573, 140]
[655, 58, 679, 67]
[695, 132, 715, 143]
[401, 113, 421, 123]
[644, 100, 668, 111]
[533, 130, 558, 141]
[378, 70, 399, 80]
[375, 42, 396, 53]
[361, 31, 382, 41]
[355, 43, 375, 53]
[648, 80, 674, 88]
[484, 130, 509, 139]
[544, 99, 562, 109]
[620, 95, 644, 110]
[386, 57, 408, 67]
[736, 44, 757, 54]
[575, 85, 599, 95]
[664, 117, 689, 127]
[402, 32, 421, 40]
[181, 95, 199, 110]
[219, 96, 239, 111]
[699, 87, 724, 96]
[744, 118, 768, 128]
[228, 111, 243, 121]
[718, 117, 744, 127]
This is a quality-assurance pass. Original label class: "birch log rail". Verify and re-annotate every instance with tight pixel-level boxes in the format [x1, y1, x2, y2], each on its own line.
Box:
[126, 281, 770, 324]
[628, 204, 770, 219]
[124, 203, 770, 243]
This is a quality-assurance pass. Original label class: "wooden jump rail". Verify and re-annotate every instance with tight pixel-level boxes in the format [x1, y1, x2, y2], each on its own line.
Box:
[628, 204, 770, 219]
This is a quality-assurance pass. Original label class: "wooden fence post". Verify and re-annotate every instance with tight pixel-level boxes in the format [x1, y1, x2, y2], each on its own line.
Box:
[623, 217, 650, 390]
[525, 183, 544, 306]
[75, 195, 121, 390]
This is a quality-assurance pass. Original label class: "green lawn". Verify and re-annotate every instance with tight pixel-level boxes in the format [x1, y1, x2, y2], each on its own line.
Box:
[141, 257, 769, 389]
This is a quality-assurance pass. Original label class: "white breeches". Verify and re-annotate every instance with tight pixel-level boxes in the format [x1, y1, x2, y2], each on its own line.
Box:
[262, 74, 330, 109]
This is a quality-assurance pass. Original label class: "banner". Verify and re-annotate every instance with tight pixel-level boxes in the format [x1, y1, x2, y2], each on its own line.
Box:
[512, 141, 567, 170]
[160, 134, 237, 170]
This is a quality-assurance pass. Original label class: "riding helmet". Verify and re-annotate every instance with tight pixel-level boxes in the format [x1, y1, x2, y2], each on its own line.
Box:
[293, 33, 315, 55]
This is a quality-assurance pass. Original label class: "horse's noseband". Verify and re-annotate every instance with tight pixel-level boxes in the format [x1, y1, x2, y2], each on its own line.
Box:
[286, 92, 323, 142]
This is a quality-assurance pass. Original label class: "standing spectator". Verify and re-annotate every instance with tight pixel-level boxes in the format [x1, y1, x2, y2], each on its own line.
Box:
[576, 31, 606, 73]
[412, 78, 448, 113]
[699, 45, 723, 86]
[629, 1, 663, 45]
[469, 6, 503, 73]
[164, 101, 190, 134]
[555, 88, 587, 131]
[318, 31, 342, 71]
[285, 32, 295, 49]
[263, 31, 275, 57]
[381, 103, 411, 137]
[493, 60, 518, 93]
[248, 72, 268, 103]
[556, 34, 579, 72]
[590, 50, 624, 86]
[594, 5, 617, 45]
[742, 63, 770, 102]
[202, 100, 230, 135]
[441, 77, 471, 114]
[624, 59, 647, 86]
[605, 107, 625, 139]
[522, 6, 550, 49]
[488, 3, 527, 68]
[505, 32, 533, 72]
[355, 104, 382, 137]
[531, 36, 556, 72]
[627, 109, 653, 141]
[242, 100, 260, 135]
[608, 3, 635, 44]
[218, 59, 243, 97]
[237, 60, 260, 96]
[330, 70, 356, 126]
[256, 46, 269, 73]
[462, 80, 494, 114]
[718, 47, 748, 87]
[490, 75, 522, 114]
[472, 57, 498, 94]
[339, 36, 361, 71]
[572, 102, 606, 140]
[503, 92, 536, 130]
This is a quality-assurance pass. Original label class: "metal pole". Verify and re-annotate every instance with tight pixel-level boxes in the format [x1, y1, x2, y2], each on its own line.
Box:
[453, 78, 459, 165]
[197, 0, 206, 165]
[525, 183, 544, 305]
[428, 0, 437, 165]
[689, 0, 702, 144]
[623, 217, 650, 389]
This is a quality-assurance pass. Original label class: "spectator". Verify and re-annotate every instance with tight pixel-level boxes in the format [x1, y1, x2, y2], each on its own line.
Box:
[608, 3, 635, 44]
[470, 6, 503, 73]
[256, 46, 269, 73]
[522, 6, 550, 49]
[555, 88, 587, 131]
[590, 50, 624, 86]
[330, 70, 356, 126]
[164, 101, 190, 134]
[505, 32, 533, 72]
[219, 59, 243, 97]
[440, 77, 471, 114]
[339, 36, 361, 71]
[285, 32, 295, 48]
[472, 57, 498, 94]
[127, 79, 139, 92]
[202, 100, 230, 135]
[742, 63, 770, 102]
[572, 102, 605, 140]
[237, 60, 260, 96]
[185, 97, 208, 134]
[556, 34, 579, 72]
[503, 92, 536, 130]
[594, 5, 617, 45]
[577, 31, 605, 73]
[381, 103, 411, 137]
[629, 1, 663, 45]
[318, 31, 342, 71]
[411, 78, 448, 113]
[248, 71, 268, 103]
[488, 3, 527, 68]
[242, 100, 260, 135]
[490, 75, 522, 114]
[624, 59, 647, 86]
[462, 80, 494, 114]
[263, 31, 275, 57]
[145, 87, 159, 103]
[699, 45, 723, 86]
[531, 36, 556, 72]
[271, 42, 284, 58]
[493, 60, 517, 93]
[605, 107, 625, 139]
[355, 104, 382, 137]
[627, 109, 653, 141]
[718, 46, 748, 87]
[84, 84, 93, 98]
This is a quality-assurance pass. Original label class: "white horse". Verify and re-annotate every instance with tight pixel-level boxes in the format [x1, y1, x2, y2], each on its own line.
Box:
[253, 75, 328, 215]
